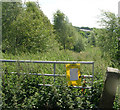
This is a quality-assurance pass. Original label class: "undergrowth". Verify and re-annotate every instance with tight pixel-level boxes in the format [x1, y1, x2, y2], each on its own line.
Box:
[2, 47, 119, 109]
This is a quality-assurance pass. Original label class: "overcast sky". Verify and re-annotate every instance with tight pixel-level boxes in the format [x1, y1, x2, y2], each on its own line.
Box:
[24, 0, 120, 28]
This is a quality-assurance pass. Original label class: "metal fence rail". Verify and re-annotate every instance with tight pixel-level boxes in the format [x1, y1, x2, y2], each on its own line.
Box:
[0, 59, 94, 64]
[10, 72, 93, 78]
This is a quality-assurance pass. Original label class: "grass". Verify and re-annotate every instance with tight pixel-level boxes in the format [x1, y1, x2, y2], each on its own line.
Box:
[2, 47, 119, 109]
[2, 47, 110, 90]
[78, 47, 111, 79]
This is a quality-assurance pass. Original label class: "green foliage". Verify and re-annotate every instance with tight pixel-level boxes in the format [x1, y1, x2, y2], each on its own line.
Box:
[88, 31, 96, 47]
[2, 2, 22, 53]
[2, 71, 93, 109]
[53, 10, 84, 52]
[74, 37, 85, 52]
[1, 50, 83, 109]
[2, 1, 120, 109]
[91, 80, 103, 108]
[2, 47, 112, 109]
[97, 11, 119, 66]
[2, 2, 57, 54]
[53, 10, 68, 49]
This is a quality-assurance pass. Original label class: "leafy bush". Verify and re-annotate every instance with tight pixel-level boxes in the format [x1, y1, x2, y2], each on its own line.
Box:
[74, 37, 85, 52]
[2, 48, 115, 109]
[2, 71, 94, 109]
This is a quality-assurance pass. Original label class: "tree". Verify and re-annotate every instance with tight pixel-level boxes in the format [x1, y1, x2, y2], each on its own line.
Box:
[98, 11, 119, 62]
[53, 10, 69, 49]
[2, 2, 22, 53]
[2, 2, 57, 54]
[74, 37, 84, 52]
[88, 31, 96, 47]
[53, 10, 84, 51]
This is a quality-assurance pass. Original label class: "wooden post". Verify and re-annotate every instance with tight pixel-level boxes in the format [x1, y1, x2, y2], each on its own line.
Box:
[99, 67, 120, 109]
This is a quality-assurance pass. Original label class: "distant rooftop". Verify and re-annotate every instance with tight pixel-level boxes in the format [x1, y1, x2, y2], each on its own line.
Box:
[80, 29, 91, 32]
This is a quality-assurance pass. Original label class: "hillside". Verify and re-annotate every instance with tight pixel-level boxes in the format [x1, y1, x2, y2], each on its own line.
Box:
[1, 1, 120, 109]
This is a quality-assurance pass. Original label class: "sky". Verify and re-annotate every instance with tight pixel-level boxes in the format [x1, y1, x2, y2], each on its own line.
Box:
[24, 0, 120, 28]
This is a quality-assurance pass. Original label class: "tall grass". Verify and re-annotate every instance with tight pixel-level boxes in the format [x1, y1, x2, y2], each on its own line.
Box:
[2, 47, 117, 109]
[2, 49, 79, 61]
[2, 47, 110, 81]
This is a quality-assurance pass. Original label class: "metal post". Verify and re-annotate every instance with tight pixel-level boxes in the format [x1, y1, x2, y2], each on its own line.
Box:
[54, 63, 56, 83]
[91, 62, 94, 105]
[92, 62, 94, 87]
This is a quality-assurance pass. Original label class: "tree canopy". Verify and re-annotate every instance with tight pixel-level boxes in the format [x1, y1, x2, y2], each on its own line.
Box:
[2, 2, 57, 54]
[53, 10, 84, 52]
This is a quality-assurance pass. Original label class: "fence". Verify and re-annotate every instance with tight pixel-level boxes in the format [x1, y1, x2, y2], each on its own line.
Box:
[1, 59, 94, 98]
